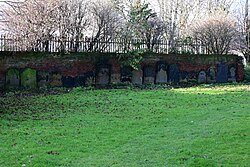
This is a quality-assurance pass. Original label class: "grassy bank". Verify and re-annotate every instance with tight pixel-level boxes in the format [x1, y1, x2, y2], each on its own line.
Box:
[0, 85, 249, 166]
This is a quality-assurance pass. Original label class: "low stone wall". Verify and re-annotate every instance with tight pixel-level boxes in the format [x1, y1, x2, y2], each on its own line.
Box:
[0, 52, 244, 91]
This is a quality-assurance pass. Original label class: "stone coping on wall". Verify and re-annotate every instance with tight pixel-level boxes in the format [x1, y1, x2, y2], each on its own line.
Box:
[0, 51, 242, 58]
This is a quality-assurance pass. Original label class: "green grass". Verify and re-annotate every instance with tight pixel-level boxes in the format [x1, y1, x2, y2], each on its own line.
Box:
[0, 85, 250, 167]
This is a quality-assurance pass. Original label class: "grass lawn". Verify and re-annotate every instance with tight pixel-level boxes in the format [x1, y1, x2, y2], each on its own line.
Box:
[0, 85, 249, 167]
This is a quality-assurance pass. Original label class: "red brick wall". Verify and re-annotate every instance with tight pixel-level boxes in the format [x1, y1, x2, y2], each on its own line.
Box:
[0, 52, 245, 90]
[0, 59, 5, 90]
[237, 63, 245, 81]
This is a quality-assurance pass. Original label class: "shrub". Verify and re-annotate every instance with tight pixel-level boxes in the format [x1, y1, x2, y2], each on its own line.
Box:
[244, 64, 250, 82]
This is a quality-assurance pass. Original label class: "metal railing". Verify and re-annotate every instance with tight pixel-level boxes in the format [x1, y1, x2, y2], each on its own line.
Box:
[0, 35, 209, 54]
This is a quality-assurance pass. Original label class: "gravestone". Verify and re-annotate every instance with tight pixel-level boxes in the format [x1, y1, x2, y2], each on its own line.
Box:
[132, 70, 142, 85]
[21, 68, 37, 89]
[111, 74, 121, 83]
[217, 63, 228, 83]
[155, 61, 168, 83]
[96, 65, 110, 85]
[198, 71, 207, 83]
[207, 67, 216, 83]
[62, 76, 75, 88]
[5, 68, 20, 89]
[121, 66, 133, 83]
[50, 73, 62, 87]
[143, 66, 155, 84]
[37, 71, 50, 87]
[228, 66, 236, 82]
[84, 71, 95, 86]
[179, 71, 188, 83]
[75, 75, 85, 87]
[0, 75, 4, 90]
[168, 64, 180, 83]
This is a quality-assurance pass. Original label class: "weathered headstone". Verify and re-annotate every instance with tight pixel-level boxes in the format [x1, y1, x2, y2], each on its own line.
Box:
[21, 68, 37, 89]
[62, 76, 75, 88]
[217, 63, 228, 83]
[5, 68, 20, 89]
[156, 61, 168, 83]
[207, 67, 216, 83]
[228, 66, 236, 82]
[84, 71, 95, 86]
[50, 73, 62, 87]
[111, 74, 121, 84]
[198, 71, 207, 83]
[179, 71, 191, 83]
[75, 75, 85, 87]
[121, 66, 132, 83]
[143, 66, 155, 84]
[0, 75, 4, 90]
[132, 70, 142, 85]
[168, 64, 180, 83]
[96, 65, 110, 85]
[71, 73, 95, 87]
[37, 71, 50, 87]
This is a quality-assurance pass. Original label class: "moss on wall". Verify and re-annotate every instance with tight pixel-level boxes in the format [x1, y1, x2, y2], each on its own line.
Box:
[20, 68, 37, 89]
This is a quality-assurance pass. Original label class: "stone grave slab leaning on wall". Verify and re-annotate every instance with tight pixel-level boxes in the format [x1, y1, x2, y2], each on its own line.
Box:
[96, 64, 111, 85]
[155, 61, 168, 84]
[121, 66, 133, 83]
[37, 71, 50, 87]
[168, 64, 180, 84]
[207, 66, 216, 83]
[228, 66, 236, 82]
[143, 65, 156, 84]
[5, 68, 20, 89]
[132, 69, 143, 85]
[198, 71, 207, 83]
[217, 63, 229, 83]
[50, 72, 63, 87]
[20, 68, 37, 89]
[0, 73, 4, 91]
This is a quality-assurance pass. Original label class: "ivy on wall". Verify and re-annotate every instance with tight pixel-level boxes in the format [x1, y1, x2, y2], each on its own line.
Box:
[116, 50, 145, 70]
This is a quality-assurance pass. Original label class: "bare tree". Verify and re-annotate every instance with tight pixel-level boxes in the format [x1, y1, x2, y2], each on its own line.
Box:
[156, 0, 234, 41]
[56, 0, 89, 52]
[1, 0, 90, 52]
[1, 0, 61, 51]
[191, 11, 237, 54]
[0, 0, 242, 55]
[144, 17, 165, 50]
[87, 1, 123, 52]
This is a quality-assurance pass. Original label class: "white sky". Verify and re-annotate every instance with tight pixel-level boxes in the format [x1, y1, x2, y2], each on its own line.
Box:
[0, 0, 248, 35]
[0, 0, 247, 11]
[0, 0, 248, 26]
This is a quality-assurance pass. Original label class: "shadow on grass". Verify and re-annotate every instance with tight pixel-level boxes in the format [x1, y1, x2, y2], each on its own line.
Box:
[0, 84, 249, 121]
[0, 85, 249, 166]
